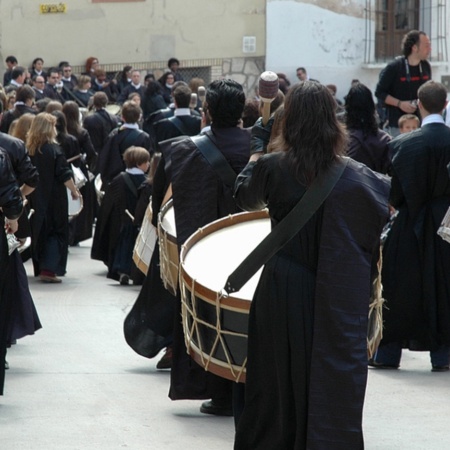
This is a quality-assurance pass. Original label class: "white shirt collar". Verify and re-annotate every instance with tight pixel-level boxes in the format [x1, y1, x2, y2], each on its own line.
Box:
[121, 123, 139, 130]
[10, 80, 21, 87]
[422, 114, 445, 126]
[131, 83, 141, 89]
[174, 108, 191, 116]
[126, 167, 145, 175]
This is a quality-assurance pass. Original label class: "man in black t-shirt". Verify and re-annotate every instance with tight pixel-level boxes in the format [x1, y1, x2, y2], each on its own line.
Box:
[375, 30, 431, 137]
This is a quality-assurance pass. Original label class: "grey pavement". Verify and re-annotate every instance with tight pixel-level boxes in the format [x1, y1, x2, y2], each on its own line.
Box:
[1, 240, 450, 449]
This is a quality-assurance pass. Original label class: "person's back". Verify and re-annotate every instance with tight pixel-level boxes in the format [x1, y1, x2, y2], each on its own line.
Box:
[373, 80, 450, 372]
[98, 101, 153, 184]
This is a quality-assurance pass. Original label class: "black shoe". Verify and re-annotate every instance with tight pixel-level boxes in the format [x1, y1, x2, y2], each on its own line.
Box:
[200, 399, 233, 417]
[119, 273, 129, 285]
[431, 365, 449, 372]
[368, 359, 399, 369]
[156, 347, 172, 370]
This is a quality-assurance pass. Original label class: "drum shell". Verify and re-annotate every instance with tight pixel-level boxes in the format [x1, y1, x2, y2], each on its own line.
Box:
[179, 210, 270, 383]
[133, 202, 157, 275]
[158, 199, 179, 296]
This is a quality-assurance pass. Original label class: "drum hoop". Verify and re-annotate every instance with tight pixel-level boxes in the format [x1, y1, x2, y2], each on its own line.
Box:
[179, 209, 269, 309]
[179, 263, 251, 312]
[180, 278, 247, 383]
[68, 193, 84, 219]
[187, 339, 246, 383]
[158, 198, 177, 241]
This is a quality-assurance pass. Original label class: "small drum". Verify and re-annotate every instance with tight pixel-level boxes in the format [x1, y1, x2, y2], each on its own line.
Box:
[94, 174, 104, 206]
[179, 210, 271, 382]
[158, 199, 178, 296]
[438, 206, 450, 244]
[106, 104, 121, 116]
[133, 202, 157, 275]
[67, 189, 83, 220]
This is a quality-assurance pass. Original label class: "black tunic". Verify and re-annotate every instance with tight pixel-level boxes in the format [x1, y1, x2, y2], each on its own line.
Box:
[169, 126, 251, 400]
[91, 171, 146, 281]
[233, 153, 389, 450]
[29, 143, 73, 276]
[381, 122, 450, 350]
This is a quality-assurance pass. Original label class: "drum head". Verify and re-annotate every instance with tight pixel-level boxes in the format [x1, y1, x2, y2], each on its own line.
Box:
[67, 189, 83, 219]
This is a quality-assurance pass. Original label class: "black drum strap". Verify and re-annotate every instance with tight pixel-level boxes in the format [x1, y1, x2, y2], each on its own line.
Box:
[224, 157, 349, 294]
[191, 133, 237, 188]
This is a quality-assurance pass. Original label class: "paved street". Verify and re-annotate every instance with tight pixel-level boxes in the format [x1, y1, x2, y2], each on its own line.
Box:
[1, 240, 450, 449]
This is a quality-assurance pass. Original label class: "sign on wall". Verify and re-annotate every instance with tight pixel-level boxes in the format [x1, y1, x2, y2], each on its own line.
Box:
[40, 3, 67, 13]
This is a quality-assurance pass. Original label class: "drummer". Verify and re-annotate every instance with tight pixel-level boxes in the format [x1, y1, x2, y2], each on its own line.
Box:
[155, 79, 251, 417]
[233, 82, 390, 449]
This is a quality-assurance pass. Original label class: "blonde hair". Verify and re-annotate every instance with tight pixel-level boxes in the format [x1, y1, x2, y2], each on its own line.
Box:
[11, 113, 35, 142]
[26, 112, 57, 156]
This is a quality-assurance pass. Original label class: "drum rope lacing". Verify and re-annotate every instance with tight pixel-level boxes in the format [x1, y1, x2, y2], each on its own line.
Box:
[158, 226, 179, 295]
[180, 273, 247, 383]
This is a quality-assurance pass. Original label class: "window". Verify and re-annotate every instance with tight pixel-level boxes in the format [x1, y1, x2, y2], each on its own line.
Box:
[364, 0, 447, 63]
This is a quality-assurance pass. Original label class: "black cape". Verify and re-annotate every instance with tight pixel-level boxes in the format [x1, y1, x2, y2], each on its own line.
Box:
[381, 123, 450, 350]
[233, 154, 389, 450]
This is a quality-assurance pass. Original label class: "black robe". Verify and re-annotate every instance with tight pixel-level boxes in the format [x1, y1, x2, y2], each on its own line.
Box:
[169, 126, 251, 400]
[67, 129, 97, 244]
[381, 122, 450, 350]
[98, 128, 153, 185]
[233, 154, 389, 450]
[29, 143, 73, 276]
[153, 114, 201, 144]
[91, 171, 146, 281]
[0, 149, 24, 395]
[83, 110, 119, 167]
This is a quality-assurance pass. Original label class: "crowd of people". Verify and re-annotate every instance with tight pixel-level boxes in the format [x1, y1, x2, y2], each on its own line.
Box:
[1, 28, 450, 449]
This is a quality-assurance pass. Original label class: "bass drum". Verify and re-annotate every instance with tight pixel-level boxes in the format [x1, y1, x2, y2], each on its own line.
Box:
[179, 210, 270, 382]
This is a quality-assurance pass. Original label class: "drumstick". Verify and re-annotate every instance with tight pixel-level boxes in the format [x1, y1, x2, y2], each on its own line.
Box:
[198, 86, 206, 104]
[125, 209, 135, 221]
[67, 154, 82, 163]
[259, 71, 279, 126]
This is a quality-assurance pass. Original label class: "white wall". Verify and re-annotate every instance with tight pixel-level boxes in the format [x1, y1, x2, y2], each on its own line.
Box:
[266, 0, 450, 103]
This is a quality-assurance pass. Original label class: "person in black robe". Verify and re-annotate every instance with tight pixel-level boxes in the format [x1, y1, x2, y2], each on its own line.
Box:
[98, 101, 153, 185]
[158, 72, 175, 105]
[345, 82, 392, 174]
[26, 113, 80, 283]
[233, 82, 390, 449]
[153, 84, 201, 144]
[117, 70, 145, 105]
[0, 129, 41, 352]
[83, 92, 119, 169]
[0, 85, 37, 134]
[0, 148, 24, 394]
[91, 146, 150, 284]
[63, 101, 97, 245]
[168, 80, 251, 414]
[141, 80, 167, 120]
[372, 80, 450, 371]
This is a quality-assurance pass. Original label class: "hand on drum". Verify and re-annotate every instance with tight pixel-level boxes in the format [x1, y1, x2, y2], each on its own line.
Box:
[71, 189, 81, 201]
[5, 218, 19, 234]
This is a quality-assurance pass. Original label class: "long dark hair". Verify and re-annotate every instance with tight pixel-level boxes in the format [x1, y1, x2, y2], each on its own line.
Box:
[277, 81, 346, 185]
[345, 82, 378, 137]
[62, 101, 82, 137]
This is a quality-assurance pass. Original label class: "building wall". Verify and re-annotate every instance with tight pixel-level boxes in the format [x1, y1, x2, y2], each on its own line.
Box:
[266, 0, 450, 102]
[0, 0, 266, 94]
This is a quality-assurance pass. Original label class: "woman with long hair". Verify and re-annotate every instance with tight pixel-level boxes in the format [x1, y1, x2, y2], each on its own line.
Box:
[141, 80, 166, 120]
[62, 101, 96, 245]
[345, 82, 391, 174]
[10, 113, 35, 142]
[233, 81, 390, 449]
[27, 113, 80, 282]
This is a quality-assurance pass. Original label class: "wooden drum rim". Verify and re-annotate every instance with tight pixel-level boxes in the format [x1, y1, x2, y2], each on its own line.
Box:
[180, 209, 269, 312]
